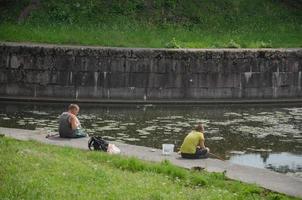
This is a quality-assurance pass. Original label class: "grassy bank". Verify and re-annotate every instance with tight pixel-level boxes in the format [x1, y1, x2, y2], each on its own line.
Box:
[0, 137, 297, 200]
[0, 0, 301, 48]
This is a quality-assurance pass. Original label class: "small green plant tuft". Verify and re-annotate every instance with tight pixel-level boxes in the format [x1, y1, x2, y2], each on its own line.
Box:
[111, 156, 146, 172]
[159, 160, 187, 179]
[190, 175, 207, 186]
[267, 194, 283, 200]
[242, 185, 262, 195]
[225, 39, 241, 48]
[258, 40, 273, 48]
[165, 37, 182, 48]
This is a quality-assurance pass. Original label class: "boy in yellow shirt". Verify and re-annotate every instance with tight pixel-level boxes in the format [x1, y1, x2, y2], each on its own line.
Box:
[180, 124, 210, 159]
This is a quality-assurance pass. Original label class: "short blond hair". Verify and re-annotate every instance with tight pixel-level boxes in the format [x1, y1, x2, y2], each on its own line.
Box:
[68, 104, 79, 111]
[194, 124, 204, 132]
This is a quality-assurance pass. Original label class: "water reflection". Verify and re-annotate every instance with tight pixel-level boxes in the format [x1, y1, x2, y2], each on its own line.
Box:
[0, 102, 301, 176]
[229, 152, 302, 176]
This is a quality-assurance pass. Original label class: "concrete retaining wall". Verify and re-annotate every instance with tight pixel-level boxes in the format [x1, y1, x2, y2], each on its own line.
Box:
[0, 42, 301, 100]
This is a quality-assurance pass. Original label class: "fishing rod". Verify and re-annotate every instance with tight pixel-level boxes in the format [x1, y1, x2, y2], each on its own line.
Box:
[208, 152, 225, 161]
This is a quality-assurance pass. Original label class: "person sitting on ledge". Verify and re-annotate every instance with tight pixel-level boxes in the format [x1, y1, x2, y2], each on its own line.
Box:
[58, 104, 87, 138]
[180, 123, 210, 159]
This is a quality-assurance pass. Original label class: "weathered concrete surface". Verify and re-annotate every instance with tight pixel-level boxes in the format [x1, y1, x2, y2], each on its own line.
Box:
[1, 127, 302, 198]
[1, 96, 302, 104]
[0, 42, 301, 101]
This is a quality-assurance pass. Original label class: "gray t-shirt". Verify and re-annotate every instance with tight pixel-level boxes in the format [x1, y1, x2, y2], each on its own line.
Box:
[58, 112, 74, 138]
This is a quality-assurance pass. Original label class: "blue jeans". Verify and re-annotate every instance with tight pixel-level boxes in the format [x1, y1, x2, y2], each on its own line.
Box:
[181, 148, 209, 159]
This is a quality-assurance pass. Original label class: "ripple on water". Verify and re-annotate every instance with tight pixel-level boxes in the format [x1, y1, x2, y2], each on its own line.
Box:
[257, 112, 271, 115]
[119, 126, 127, 130]
[163, 125, 173, 130]
[285, 107, 302, 114]
[144, 126, 157, 131]
[243, 115, 280, 125]
[27, 111, 49, 115]
[136, 129, 150, 135]
[173, 128, 182, 133]
[102, 136, 115, 140]
[121, 123, 136, 126]
[124, 138, 140, 142]
[79, 115, 95, 120]
[160, 120, 173, 123]
[224, 112, 242, 117]
[96, 126, 120, 131]
[273, 124, 301, 135]
[246, 148, 272, 152]
[232, 124, 300, 138]
[117, 133, 129, 137]
[229, 150, 246, 155]
[23, 117, 35, 120]
[206, 128, 220, 134]
[212, 119, 245, 126]
[279, 139, 294, 143]
[187, 118, 210, 125]
[176, 122, 191, 128]
[208, 136, 224, 141]
[17, 121, 26, 125]
[103, 120, 117, 123]
[156, 116, 183, 120]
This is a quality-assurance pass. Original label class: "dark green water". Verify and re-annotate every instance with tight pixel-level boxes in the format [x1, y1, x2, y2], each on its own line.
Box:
[0, 102, 301, 176]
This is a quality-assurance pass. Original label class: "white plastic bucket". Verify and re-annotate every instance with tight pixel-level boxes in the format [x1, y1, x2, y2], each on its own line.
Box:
[162, 144, 174, 155]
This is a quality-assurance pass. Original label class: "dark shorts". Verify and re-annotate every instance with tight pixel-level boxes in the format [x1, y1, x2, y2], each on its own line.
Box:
[181, 148, 209, 159]
[60, 129, 87, 138]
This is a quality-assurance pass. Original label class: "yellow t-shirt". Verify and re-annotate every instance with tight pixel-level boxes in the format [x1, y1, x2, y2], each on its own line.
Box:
[180, 130, 204, 154]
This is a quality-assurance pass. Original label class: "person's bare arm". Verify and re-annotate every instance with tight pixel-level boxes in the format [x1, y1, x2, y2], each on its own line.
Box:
[199, 139, 206, 149]
[69, 115, 78, 130]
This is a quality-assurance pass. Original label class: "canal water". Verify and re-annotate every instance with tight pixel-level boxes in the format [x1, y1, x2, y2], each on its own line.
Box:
[0, 102, 301, 177]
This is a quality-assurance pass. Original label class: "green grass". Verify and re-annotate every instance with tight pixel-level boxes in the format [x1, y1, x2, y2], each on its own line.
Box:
[0, 0, 301, 48]
[0, 22, 301, 48]
[0, 137, 298, 200]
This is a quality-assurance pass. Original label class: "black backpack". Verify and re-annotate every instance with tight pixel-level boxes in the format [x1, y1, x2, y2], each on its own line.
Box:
[88, 136, 109, 151]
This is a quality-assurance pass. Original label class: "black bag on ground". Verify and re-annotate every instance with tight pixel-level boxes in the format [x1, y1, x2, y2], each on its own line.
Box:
[88, 136, 109, 151]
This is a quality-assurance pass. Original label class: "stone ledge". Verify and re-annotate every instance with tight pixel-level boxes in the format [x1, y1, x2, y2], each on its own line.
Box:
[1, 96, 302, 105]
